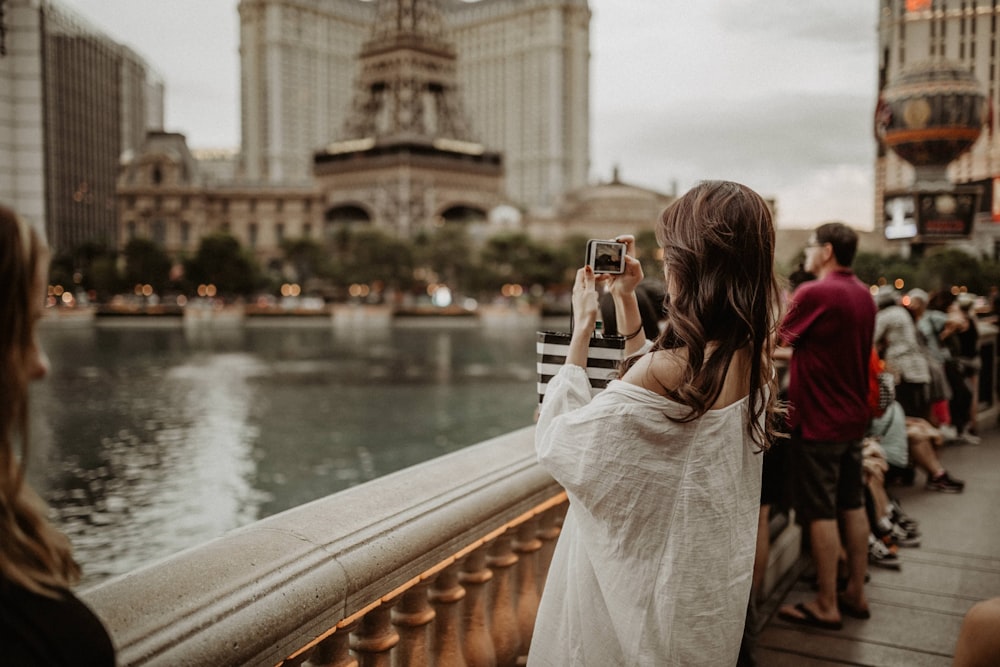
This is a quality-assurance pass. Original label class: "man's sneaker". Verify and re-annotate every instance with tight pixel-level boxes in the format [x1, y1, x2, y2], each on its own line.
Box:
[926, 471, 966, 493]
[959, 428, 981, 445]
[888, 501, 919, 534]
[868, 534, 901, 570]
[888, 521, 920, 547]
[939, 423, 958, 441]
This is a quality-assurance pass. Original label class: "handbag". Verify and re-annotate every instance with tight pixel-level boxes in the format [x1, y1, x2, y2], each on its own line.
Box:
[536, 329, 625, 403]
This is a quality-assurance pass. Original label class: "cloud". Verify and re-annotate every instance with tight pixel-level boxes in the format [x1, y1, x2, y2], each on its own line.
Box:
[594, 92, 875, 189]
[712, 2, 877, 51]
[590, 1, 879, 228]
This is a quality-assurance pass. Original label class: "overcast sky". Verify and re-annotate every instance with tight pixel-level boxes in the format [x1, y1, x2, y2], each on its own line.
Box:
[59, 0, 880, 230]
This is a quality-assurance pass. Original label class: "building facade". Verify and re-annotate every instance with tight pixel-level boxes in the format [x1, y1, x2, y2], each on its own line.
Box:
[236, 0, 589, 211]
[118, 132, 321, 266]
[0, 0, 163, 253]
[876, 0, 1000, 257]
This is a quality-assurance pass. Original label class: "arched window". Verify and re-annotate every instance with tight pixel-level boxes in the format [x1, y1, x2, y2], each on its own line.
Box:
[324, 204, 371, 224]
[440, 205, 487, 224]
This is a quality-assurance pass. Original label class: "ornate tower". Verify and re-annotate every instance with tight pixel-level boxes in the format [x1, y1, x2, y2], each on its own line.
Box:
[314, 0, 504, 237]
[341, 0, 472, 142]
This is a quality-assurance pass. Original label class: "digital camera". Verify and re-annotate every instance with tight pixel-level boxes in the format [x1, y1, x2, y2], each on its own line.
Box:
[586, 239, 627, 275]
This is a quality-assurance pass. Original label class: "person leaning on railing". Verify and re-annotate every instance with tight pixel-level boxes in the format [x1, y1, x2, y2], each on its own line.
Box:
[530, 181, 783, 666]
[0, 204, 116, 665]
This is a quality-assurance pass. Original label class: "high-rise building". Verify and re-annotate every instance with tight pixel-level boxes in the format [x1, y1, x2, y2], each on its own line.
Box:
[237, 0, 590, 211]
[876, 1, 1000, 213]
[0, 0, 163, 253]
[444, 0, 590, 212]
[238, 0, 373, 186]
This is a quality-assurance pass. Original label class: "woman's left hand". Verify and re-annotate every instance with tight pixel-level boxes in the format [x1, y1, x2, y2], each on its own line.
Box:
[605, 234, 643, 297]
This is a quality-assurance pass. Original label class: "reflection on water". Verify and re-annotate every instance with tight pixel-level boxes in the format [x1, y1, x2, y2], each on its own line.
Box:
[28, 320, 540, 586]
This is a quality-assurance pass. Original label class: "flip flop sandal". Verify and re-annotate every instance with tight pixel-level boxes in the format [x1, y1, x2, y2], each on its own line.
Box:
[777, 603, 844, 631]
[838, 597, 872, 620]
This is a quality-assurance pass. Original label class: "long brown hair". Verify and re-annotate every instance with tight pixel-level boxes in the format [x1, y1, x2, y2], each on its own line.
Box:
[625, 181, 782, 449]
[0, 204, 81, 595]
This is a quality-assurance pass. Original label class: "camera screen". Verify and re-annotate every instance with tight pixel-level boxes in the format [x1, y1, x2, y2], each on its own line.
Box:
[587, 240, 626, 274]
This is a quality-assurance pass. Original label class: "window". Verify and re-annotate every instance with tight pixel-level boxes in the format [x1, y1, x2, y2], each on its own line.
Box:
[152, 219, 166, 245]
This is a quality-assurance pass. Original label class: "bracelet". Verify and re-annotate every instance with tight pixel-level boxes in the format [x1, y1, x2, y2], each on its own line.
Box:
[623, 323, 644, 340]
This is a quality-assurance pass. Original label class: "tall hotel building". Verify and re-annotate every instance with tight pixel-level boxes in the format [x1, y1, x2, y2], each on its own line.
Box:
[876, 1, 1000, 215]
[0, 0, 163, 253]
[237, 0, 590, 211]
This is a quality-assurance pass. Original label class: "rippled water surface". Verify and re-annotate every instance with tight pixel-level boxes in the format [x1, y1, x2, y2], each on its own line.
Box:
[28, 319, 541, 586]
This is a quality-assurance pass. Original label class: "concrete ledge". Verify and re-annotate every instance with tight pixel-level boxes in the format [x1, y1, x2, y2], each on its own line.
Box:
[82, 426, 560, 666]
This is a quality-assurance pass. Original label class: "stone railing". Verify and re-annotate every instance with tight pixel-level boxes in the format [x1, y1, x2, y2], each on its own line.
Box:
[82, 426, 566, 667]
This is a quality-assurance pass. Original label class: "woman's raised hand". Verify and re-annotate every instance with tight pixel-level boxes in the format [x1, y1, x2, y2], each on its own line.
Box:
[605, 234, 643, 297]
[572, 265, 600, 335]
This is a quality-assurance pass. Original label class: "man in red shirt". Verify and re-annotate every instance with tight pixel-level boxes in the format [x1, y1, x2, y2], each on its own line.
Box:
[776, 222, 877, 629]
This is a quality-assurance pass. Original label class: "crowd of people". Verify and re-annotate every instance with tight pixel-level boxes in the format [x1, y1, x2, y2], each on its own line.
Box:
[754, 222, 990, 664]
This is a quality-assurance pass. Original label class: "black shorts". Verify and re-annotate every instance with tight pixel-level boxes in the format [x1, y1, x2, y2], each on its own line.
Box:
[788, 433, 864, 523]
[895, 381, 929, 419]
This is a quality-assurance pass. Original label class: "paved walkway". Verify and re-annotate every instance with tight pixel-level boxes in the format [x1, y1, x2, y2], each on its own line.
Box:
[755, 418, 1000, 666]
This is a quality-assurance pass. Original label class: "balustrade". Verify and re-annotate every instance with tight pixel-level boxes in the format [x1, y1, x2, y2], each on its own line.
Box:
[82, 426, 567, 666]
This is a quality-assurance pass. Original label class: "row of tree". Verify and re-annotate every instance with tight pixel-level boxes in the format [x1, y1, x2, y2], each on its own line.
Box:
[49, 225, 601, 303]
[48, 226, 1000, 304]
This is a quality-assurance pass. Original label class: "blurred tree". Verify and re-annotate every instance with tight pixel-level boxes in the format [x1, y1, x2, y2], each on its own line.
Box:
[87, 256, 122, 300]
[336, 228, 415, 290]
[478, 232, 569, 295]
[123, 238, 172, 293]
[49, 242, 119, 297]
[916, 248, 985, 294]
[280, 237, 332, 287]
[413, 223, 474, 290]
[184, 233, 262, 296]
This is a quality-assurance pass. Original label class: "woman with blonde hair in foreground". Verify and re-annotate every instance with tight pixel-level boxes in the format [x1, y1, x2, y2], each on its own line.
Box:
[529, 181, 782, 665]
[0, 204, 115, 665]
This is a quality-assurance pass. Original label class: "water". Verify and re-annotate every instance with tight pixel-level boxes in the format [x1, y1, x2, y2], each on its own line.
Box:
[27, 317, 543, 586]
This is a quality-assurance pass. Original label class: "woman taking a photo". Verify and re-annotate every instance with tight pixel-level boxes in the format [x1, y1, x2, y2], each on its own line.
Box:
[529, 181, 782, 665]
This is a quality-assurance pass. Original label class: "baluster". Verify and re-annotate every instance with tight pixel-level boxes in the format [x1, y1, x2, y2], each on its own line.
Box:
[429, 562, 468, 667]
[303, 622, 359, 667]
[486, 533, 520, 667]
[512, 517, 542, 660]
[282, 654, 309, 667]
[352, 603, 399, 667]
[535, 504, 565, 591]
[459, 547, 496, 667]
[391, 582, 435, 667]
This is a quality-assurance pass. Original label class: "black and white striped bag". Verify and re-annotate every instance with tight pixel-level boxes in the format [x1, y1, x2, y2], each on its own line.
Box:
[536, 331, 625, 403]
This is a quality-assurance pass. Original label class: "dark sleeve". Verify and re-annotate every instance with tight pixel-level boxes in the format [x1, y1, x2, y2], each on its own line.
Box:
[0, 578, 116, 667]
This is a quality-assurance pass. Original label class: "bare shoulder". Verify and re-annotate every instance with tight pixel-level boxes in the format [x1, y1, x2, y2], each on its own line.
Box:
[621, 346, 753, 408]
[621, 348, 687, 396]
